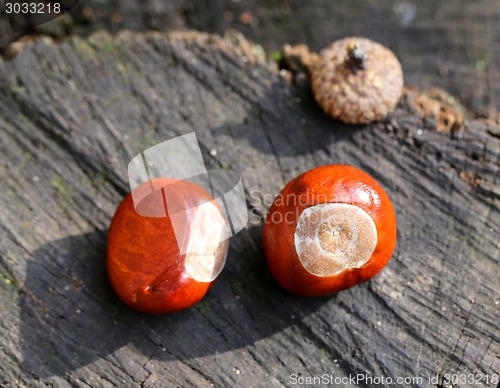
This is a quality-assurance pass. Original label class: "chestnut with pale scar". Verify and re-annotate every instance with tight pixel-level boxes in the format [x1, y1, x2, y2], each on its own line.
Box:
[263, 165, 397, 296]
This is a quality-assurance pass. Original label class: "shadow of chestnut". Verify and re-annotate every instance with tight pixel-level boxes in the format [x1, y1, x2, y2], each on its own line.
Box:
[20, 224, 331, 378]
[208, 78, 369, 161]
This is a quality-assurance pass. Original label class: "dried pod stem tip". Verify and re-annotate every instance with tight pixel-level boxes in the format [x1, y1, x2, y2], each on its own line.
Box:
[346, 41, 367, 73]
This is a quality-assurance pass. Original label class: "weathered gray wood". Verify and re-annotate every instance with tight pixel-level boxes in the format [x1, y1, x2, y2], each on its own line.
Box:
[0, 30, 498, 387]
[1, 0, 499, 115]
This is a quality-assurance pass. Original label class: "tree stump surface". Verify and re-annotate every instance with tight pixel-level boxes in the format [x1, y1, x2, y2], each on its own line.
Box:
[0, 30, 499, 387]
[1, 0, 499, 114]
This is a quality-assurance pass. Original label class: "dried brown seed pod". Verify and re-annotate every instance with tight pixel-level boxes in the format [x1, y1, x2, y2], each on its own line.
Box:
[311, 37, 404, 124]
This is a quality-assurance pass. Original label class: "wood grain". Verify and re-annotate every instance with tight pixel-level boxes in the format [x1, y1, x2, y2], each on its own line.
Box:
[0, 30, 498, 387]
[1, 0, 499, 114]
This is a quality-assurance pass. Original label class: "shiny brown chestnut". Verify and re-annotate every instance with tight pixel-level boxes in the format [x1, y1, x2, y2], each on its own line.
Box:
[263, 165, 397, 296]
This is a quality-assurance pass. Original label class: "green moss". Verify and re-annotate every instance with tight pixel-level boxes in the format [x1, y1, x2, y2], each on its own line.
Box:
[194, 298, 210, 314]
[1, 271, 15, 286]
[116, 62, 129, 75]
[92, 167, 112, 191]
[10, 85, 27, 96]
[50, 175, 74, 201]
[74, 38, 98, 60]
[131, 130, 161, 153]
[274, 15, 295, 31]
[251, 44, 266, 61]
[260, 0, 285, 11]
[468, 48, 488, 72]
[231, 280, 244, 295]
[271, 50, 283, 63]
[102, 40, 122, 56]
[475, 59, 486, 72]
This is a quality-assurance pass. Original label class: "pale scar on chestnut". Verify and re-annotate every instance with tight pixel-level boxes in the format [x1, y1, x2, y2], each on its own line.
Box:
[294, 203, 378, 277]
[183, 201, 229, 282]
